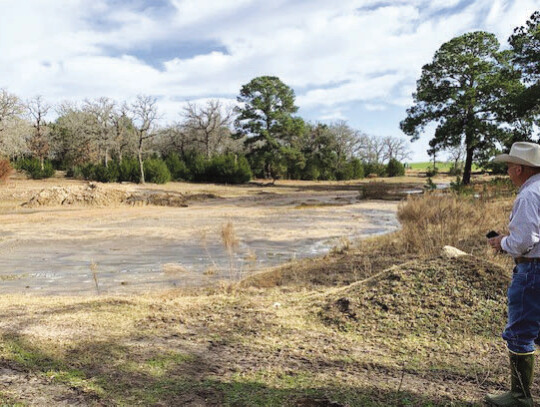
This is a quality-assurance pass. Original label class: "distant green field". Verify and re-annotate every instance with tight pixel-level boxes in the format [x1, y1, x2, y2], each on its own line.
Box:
[408, 161, 481, 171]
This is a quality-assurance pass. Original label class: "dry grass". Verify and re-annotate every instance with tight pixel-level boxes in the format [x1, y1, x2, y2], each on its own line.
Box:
[0, 159, 13, 183]
[397, 193, 492, 257]
[89, 261, 100, 295]
[221, 221, 240, 278]
[221, 221, 239, 254]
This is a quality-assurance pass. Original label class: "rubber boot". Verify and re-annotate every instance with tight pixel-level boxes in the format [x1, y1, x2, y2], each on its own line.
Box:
[485, 352, 534, 407]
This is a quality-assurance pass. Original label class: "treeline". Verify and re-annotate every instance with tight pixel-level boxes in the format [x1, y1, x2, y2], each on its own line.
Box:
[0, 88, 411, 184]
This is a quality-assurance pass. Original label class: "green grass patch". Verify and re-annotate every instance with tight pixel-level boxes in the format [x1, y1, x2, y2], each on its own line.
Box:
[408, 161, 481, 171]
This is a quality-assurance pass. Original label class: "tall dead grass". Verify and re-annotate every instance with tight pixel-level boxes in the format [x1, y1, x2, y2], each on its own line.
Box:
[221, 221, 239, 278]
[397, 193, 506, 257]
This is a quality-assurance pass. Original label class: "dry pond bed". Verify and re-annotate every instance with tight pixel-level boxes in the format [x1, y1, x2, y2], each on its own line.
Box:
[0, 178, 400, 295]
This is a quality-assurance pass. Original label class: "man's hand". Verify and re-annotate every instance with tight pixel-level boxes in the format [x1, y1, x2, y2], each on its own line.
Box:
[488, 234, 506, 251]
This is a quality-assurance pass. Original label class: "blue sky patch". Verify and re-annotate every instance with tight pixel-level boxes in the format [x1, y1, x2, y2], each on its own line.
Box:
[104, 41, 229, 71]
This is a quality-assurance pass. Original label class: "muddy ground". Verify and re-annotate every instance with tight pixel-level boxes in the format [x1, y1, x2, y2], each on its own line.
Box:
[0, 177, 401, 295]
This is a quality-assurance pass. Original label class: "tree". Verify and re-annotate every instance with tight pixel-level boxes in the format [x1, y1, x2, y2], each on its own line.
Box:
[0, 89, 25, 158]
[129, 95, 159, 184]
[447, 142, 466, 174]
[153, 122, 192, 159]
[26, 96, 51, 170]
[508, 11, 539, 120]
[235, 76, 301, 179]
[111, 104, 137, 162]
[381, 135, 412, 162]
[0, 89, 22, 133]
[401, 31, 524, 184]
[51, 102, 99, 166]
[356, 134, 386, 163]
[83, 97, 116, 166]
[183, 100, 236, 158]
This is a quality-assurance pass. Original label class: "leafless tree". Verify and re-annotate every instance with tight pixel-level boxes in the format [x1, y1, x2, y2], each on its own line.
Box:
[153, 122, 192, 158]
[52, 101, 100, 166]
[182, 100, 236, 158]
[129, 95, 159, 184]
[382, 135, 412, 162]
[83, 97, 116, 166]
[111, 104, 137, 161]
[0, 89, 25, 157]
[26, 96, 51, 170]
[326, 120, 364, 160]
[356, 134, 386, 163]
[446, 143, 466, 171]
[0, 89, 23, 132]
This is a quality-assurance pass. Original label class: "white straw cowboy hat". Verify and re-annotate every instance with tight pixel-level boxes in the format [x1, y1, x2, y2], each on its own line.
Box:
[492, 142, 540, 167]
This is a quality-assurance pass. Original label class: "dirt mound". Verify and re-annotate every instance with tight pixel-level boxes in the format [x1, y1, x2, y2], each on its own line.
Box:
[21, 183, 195, 208]
[22, 183, 130, 207]
[318, 255, 510, 338]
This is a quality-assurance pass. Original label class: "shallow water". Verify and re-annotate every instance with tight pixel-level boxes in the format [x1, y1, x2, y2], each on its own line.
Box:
[1, 194, 399, 295]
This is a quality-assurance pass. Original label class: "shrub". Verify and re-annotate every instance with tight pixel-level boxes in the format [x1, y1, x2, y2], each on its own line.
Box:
[78, 162, 120, 183]
[119, 158, 140, 183]
[386, 158, 405, 177]
[450, 176, 474, 195]
[77, 160, 135, 183]
[485, 161, 507, 175]
[301, 162, 320, 180]
[66, 166, 84, 179]
[363, 162, 386, 177]
[0, 159, 13, 182]
[165, 153, 191, 181]
[233, 156, 253, 184]
[335, 165, 353, 181]
[425, 166, 439, 177]
[184, 152, 208, 182]
[350, 159, 364, 179]
[15, 158, 55, 179]
[336, 160, 364, 180]
[93, 162, 120, 183]
[144, 158, 171, 184]
[205, 155, 252, 184]
[448, 164, 463, 176]
[424, 177, 437, 191]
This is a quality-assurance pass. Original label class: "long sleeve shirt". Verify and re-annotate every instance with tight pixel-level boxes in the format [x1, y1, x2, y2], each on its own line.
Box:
[501, 173, 540, 258]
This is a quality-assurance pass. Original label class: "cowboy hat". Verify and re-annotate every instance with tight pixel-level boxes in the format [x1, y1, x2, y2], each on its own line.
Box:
[492, 142, 540, 167]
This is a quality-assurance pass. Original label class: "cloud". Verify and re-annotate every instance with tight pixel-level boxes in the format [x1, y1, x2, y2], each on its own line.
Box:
[0, 0, 536, 160]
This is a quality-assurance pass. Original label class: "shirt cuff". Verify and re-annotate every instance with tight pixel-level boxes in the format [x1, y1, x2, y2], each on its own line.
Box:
[501, 236, 510, 254]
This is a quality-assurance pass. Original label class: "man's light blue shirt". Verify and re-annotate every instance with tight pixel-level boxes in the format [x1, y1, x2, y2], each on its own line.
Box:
[502, 173, 540, 258]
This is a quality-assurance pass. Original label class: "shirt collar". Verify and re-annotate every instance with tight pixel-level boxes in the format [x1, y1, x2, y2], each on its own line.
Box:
[519, 172, 540, 193]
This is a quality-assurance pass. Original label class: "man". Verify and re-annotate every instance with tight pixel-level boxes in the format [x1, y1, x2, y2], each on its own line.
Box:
[486, 141, 540, 407]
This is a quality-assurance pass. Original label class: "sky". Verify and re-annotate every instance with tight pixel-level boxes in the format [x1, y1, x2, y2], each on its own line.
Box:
[0, 0, 537, 162]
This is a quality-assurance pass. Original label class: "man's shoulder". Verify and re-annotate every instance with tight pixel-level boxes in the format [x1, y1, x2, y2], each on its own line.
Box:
[520, 176, 540, 200]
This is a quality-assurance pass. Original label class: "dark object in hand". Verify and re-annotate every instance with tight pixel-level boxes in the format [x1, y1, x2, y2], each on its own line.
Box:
[486, 230, 499, 239]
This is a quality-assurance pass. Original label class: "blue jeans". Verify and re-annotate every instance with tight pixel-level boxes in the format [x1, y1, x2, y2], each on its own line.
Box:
[502, 262, 540, 354]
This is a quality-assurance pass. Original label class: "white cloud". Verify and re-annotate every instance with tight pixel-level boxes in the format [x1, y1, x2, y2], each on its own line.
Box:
[364, 103, 387, 112]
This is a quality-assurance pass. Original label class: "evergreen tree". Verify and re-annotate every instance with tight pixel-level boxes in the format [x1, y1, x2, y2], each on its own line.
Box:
[401, 32, 524, 184]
